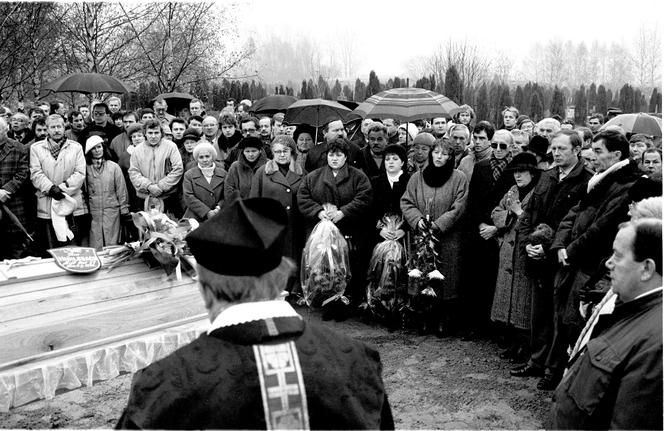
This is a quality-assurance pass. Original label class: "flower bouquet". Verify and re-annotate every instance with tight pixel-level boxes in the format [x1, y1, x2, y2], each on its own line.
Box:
[363, 215, 407, 324]
[104, 208, 199, 280]
[300, 204, 351, 308]
[404, 210, 445, 327]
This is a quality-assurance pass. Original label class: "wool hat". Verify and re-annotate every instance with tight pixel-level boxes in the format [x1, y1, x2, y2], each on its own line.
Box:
[127, 123, 144, 137]
[504, 152, 539, 172]
[238, 136, 263, 150]
[383, 144, 407, 163]
[182, 127, 201, 142]
[271, 135, 296, 153]
[628, 176, 662, 203]
[186, 197, 288, 276]
[85, 135, 104, 154]
[411, 132, 435, 147]
[526, 135, 549, 157]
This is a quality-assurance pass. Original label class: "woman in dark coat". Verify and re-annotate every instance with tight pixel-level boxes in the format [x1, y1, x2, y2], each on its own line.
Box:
[370, 144, 410, 243]
[250, 135, 305, 263]
[490, 153, 541, 362]
[224, 136, 267, 201]
[401, 139, 469, 335]
[297, 137, 373, 313]
[182, 142, 227, 222]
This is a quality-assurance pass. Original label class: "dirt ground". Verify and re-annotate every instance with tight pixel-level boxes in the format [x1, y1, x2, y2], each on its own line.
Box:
[1, 309, 553, 430]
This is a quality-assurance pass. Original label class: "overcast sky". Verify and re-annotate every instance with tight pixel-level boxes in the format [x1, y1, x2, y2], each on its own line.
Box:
[237, 0, 662, 77]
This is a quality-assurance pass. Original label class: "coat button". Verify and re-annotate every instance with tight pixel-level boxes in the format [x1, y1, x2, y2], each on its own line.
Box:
[286, 206, 290, 210]
[286, 188, 291, 193]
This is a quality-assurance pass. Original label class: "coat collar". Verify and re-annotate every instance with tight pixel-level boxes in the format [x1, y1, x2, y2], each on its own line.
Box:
[190, 165, 225, 191]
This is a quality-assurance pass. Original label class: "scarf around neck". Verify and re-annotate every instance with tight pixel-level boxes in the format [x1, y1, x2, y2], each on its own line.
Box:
[422, 154, 453, 188]
[198, 163, 215, 183]
[489, 153, 510, 181]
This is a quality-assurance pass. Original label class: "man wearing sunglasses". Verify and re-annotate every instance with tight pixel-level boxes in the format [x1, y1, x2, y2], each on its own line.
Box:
[461, 128, 514, 340]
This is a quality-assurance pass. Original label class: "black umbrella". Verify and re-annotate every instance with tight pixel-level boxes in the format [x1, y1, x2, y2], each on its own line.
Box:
[284, 99, 351, 128]
[152, 92, 195, 115]
[42, 72, 132, 94]
[250, 95, 297, 115]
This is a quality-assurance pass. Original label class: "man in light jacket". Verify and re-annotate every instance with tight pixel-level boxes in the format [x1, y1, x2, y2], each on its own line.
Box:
[128, 119, 183, 217]
[30, 114, 86, 255]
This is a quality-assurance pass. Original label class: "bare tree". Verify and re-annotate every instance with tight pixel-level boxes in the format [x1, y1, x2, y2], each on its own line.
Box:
[633, 23, 661, 89]
[337, 27, 358, 80]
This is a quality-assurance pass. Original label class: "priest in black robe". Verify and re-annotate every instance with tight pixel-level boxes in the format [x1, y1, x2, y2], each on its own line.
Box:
[116, 196, 394, 430]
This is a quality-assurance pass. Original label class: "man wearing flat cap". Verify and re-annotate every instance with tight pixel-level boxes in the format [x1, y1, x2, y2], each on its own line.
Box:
[116, 197, 394, 430]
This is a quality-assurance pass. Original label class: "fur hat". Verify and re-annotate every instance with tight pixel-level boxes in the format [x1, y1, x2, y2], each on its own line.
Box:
[527, 135, 549, 157]
[504, 152, 539, 172]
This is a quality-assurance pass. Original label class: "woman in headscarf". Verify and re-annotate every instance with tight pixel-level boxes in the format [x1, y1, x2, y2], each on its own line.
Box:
[250, 135, 305, 264]
[490, 153, 541, 363]
[182, 142, 226, 222]
[84, 135, 129, 250]
[224, 136, 267, 200]
[401, 138, 469, 336]
[293, 124, 315, 173]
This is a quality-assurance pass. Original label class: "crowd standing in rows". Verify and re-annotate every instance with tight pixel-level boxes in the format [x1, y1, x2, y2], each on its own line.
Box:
[0, 96, 662, 427]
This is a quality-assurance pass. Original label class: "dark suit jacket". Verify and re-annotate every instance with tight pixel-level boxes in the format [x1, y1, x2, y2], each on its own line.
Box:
[116, 315, 394, 430]
[182, 165, 227, 221]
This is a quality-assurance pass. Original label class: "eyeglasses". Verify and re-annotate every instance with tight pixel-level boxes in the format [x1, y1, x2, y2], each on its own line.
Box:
[273, 149, 291, 155]
[491, 142, 509, 150]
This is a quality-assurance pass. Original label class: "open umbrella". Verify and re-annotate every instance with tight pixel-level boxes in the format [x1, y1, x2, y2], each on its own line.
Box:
[600, 113, 662, 137]
[284, 99, 351, 128]
[358, 87, 459, 122]
[250, 95, 297, 115]
[42, 72, 132, 94]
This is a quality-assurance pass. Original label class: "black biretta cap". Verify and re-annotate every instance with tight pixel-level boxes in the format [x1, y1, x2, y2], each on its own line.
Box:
[186, 197, 288, 276]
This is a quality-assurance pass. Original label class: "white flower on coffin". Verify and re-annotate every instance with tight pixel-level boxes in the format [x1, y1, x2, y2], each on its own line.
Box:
[421, 287, 437, 297]
[428, 270, 445, 280]
[408, 268, 423, 278]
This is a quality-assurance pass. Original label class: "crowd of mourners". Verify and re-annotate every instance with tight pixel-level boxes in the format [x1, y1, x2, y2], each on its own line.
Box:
[0, 95, 661, 396]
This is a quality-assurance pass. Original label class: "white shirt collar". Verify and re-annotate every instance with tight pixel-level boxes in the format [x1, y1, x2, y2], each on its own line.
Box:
[207, 300, 300, 334]
[634, 286, 663, 301]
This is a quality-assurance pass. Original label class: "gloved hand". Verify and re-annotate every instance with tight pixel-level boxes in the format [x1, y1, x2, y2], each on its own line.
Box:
[48, 185, 65, 200]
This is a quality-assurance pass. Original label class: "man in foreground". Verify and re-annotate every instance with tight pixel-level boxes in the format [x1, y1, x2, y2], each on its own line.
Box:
[116, 197, 394, 429]
[551, 218, 662, 430]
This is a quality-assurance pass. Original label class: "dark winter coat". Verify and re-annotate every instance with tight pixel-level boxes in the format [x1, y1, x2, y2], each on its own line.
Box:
[116, 315, 394, 430]
[182, 165, 227, 222]
[0, 138, 29, 230]
[551, 159, 641, 328]
[465, 158, 513, 229]
[250, 159, 305, 262]
[297, 164, 372, 238]
[552, 291, 662, 430]
[370, 171, 410, 222]
[518, 160, 593, 251]
[551, 160, 641, 275]
[359, 146, 385, 179]
[224, 152, 267, 201]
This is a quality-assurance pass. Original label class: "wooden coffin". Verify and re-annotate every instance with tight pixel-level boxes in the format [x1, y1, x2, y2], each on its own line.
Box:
[0, 255, 207, 411]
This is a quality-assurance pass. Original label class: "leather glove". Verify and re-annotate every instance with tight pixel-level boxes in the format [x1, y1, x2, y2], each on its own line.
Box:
[48, 185, 65, 200]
